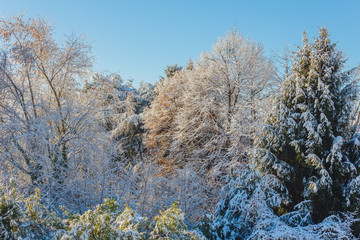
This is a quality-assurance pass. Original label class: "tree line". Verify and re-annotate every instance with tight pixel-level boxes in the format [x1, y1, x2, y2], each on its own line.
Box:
[0, 15, 360, 239]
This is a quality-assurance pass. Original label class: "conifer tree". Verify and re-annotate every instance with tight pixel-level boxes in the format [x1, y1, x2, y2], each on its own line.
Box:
[213, 28, 360, 239]
[254, 27, 358, 223]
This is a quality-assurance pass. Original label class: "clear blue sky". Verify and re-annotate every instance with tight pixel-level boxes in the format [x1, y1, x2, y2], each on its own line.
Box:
[1, 0, 359, 87]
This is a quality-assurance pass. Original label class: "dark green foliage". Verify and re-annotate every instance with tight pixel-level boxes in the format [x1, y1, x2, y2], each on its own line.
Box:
[164, 64, 183, 79]
[0, 187, 205, 240]
[116, 120, 145, 162]
[254, 27, 359, 227]
[213, 28, 360, 239]
[0, 198, 20, 239]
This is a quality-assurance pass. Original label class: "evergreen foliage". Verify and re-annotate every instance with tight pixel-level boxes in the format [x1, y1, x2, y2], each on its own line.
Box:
[255, 27, 359, 223]
[213, 27, 360, 239]
[0, 185, 205, 239]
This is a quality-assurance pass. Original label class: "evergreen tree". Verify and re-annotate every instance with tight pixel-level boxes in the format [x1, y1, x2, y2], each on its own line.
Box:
[213, 28, 360, 239]
[255, 27, 358, 223]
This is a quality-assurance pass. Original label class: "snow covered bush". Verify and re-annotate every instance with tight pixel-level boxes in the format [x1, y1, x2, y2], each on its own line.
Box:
[0, 185, 22, 239]
[55, 198, 125, 239]
[17, 189, 64, 239]
[53, 199, 204, 240]
[212, 167, 289, 239]
[248, 214, 356, 240]
[0, 185, 63, 239]
[113, 205, 150, 239]
[150, 202, 205, 240]
[213, 168, 358, 240]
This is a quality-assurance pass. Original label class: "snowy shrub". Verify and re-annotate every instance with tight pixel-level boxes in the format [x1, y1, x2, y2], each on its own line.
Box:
[17, 189, 64, 239]
[248, 214, 356, 240]
[0, 185, 63, 240]
[151, 202, 206, 240]
[113, 205, 150, 239]
[53, 199, 203, 240]
[213, 167, 288, 239]
[55, 198, 123, 239]
[212, 168, 357, 240]
[0, 185, 21, 239]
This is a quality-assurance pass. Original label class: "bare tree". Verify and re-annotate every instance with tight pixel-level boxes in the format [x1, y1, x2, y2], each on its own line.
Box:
[173, 29, 276, 168]
[0, 15, 110, 208]
[143, 66, 187, 174]
[142, 29, 278, 215]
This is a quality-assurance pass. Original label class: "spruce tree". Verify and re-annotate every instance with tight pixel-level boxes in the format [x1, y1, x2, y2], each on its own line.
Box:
[213, 28, 360, 239]
[255, 27, 358, 222]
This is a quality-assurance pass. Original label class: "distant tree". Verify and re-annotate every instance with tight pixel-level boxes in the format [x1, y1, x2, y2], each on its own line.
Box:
[186, 58, 194, 71]
[84, 72, 146, 163]
[349, 66, 360, 134]
[272, 44, 293, 83]
[143, 66, 187, 173]
[163, 64, 182, 79]
[138, 81, 155, 108]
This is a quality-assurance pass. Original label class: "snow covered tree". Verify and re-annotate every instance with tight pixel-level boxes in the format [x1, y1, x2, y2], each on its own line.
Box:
[254, 28, 359, 223]
[143, 30, 276, 218]
[172, 29, 276, 170]
[144, 30, 276, 174]
[84, 72, 145, 163]
[0, 14, 92, 196]
[213, 28, 360, 239]
[143, 65, 187, 173]
[144, 30, 276, 172]
[0, 15, 117, 211]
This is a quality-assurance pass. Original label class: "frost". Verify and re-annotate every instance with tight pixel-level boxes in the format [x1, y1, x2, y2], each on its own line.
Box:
[213, 28, 360, 239]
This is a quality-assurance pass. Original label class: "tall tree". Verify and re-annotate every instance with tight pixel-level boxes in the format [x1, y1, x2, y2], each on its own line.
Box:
[172, 29, 276, 170]
[143, 31, 276, 216]
[213, 28, 360, 239]
[0, 15, 113, 209]
[254, 28, 358, 222]
[143, 65, 186, 173]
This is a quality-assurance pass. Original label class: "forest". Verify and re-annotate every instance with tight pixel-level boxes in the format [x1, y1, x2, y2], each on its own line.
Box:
[1, 14, 360, 239]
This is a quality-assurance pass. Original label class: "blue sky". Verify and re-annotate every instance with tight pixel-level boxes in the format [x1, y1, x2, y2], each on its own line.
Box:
[1, 0, 359, 86]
